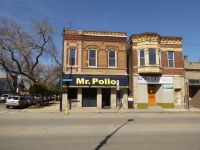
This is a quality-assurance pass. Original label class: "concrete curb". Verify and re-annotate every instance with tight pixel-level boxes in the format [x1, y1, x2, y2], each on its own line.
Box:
[19, 101, 200, 114]
[20, 109, 200, 114]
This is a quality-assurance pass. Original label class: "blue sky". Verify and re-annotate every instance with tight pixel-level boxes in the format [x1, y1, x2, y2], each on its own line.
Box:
[1, 0, 200, 62]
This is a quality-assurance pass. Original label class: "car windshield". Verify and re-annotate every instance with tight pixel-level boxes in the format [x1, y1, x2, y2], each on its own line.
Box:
[2, 95, 9, 97]
[8, 96, 19, 100]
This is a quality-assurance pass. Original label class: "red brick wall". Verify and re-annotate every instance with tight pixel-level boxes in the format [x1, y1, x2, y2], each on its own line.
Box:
[81, 41, 127, 74]
[162, 69, 184, 74]
[162, 51, 184, 75]
[162, 51, 168, 68]
[162, 51, 183, 68]
[175, 51, 184, 68]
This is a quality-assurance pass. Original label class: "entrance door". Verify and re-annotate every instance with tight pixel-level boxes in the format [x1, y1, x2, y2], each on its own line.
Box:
[102, 88, 111, 108]
[174, 89, 181, 105]
[148, 87, 156, 106]
[82, 88, 97, 107]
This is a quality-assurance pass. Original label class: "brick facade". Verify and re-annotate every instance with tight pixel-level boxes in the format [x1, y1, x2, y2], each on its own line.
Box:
[61, 29, 128, 110]
[63, 29, 127, 75]
[127, 32, 185, 109]
[61, 30, 186, 110]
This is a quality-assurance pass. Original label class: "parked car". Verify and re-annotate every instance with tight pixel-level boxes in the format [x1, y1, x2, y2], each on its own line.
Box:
[0, 94, 10, 103]
[55, 95, 60, 101]
[25, 96, 37, 106]
[57, 95, 60, 101]
[5, 95, 28, 109]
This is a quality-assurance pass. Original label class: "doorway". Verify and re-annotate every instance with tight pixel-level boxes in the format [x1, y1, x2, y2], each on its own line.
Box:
[148, 87, 156, 106]
[102, 88, 111, 108]
[174, 89, 181, 105]
[82, 88, 97, 107]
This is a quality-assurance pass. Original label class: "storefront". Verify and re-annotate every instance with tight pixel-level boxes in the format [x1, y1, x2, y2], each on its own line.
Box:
[61, 75, 129, 109]
[188, 79, 200, 98]
[136, 76, 175, 109]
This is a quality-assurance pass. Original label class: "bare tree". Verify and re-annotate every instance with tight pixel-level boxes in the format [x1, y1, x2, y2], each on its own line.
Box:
[23, 63, 60, 88]
[0, 17, 60, 85]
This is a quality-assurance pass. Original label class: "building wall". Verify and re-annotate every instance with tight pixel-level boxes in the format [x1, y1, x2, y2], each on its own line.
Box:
[110, 88, 116, 108]
[155, 84, 162, 104]
[62, 29, 128, 110]
[184, 56, 200, 106]
[137, 84, 148, 108]
[128, 32, 185, 109]
[81, 42, 127, 74]
[184, 56, 200, 79]
[64, 30, 127, 75]
[97, 88, 102, 108]
[0, 76, 13, 95]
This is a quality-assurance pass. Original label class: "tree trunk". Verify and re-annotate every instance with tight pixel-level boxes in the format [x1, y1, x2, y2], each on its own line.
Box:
[39, 94, 45, 106]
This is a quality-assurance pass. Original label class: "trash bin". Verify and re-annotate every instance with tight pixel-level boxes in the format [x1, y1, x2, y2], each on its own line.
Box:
[128, 97, 133, 108]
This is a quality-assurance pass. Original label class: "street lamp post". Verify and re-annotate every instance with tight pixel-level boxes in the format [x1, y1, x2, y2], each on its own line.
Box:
[68, 57, 74, 110]
[60, 28, 65, 112]
[185, 80, 190, 111]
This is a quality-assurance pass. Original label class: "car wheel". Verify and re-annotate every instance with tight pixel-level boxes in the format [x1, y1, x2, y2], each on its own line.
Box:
[6, 105, 9, 109]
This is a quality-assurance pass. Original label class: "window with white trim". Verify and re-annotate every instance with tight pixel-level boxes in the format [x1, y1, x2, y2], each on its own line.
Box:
[88, 49, 96, 66]
[108, 50, 116, 67]
[69, 49, 76, 66]
[149, 49, 156, 65]
[140, 50, 145, 66]
[168, 51, 174, 67]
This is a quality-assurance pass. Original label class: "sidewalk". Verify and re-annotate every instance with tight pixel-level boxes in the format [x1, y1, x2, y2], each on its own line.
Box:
[20, 101, 200, 114]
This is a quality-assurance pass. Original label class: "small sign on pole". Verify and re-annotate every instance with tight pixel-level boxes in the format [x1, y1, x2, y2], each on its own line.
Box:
[116, 80, 119, 90]
[63, 79, 73, 82]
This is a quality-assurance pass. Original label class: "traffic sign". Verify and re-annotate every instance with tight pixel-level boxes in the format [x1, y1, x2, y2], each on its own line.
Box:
[63, 79, 73, 82]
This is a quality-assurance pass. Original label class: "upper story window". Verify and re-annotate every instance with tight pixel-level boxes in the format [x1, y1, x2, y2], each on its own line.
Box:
[168, 51, 174, 67]
[88, 49, 96, 67]
[108, 50, 116, 67]
[149, 49, 156, 65]
[140, 50, 145, 66]
[69, 49, 76, 66]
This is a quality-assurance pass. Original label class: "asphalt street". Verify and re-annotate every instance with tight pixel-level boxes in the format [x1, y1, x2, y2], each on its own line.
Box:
[0, 108, 200, 150]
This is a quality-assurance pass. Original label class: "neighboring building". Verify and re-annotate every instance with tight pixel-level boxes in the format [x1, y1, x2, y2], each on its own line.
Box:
[17, 78, 29, 94]
[0, 76, 29, 96]
[127, 32, 185, 109]
[0, 75, 12, 95]
[184, 55, 200, 108]
[61, 29, 128, 110]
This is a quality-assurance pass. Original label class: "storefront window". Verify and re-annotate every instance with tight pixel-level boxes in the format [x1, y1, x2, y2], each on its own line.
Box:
[68, 88, 77, 99]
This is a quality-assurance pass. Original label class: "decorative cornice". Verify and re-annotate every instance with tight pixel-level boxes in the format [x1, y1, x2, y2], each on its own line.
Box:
[83, 30, 127, 37]
[64, 29, 127, 42]
[130, 32, 182, 43]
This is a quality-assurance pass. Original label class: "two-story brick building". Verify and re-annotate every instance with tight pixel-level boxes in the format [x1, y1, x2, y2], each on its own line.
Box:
[61, 29, 128, 110]
[127, 32, 185, 109]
